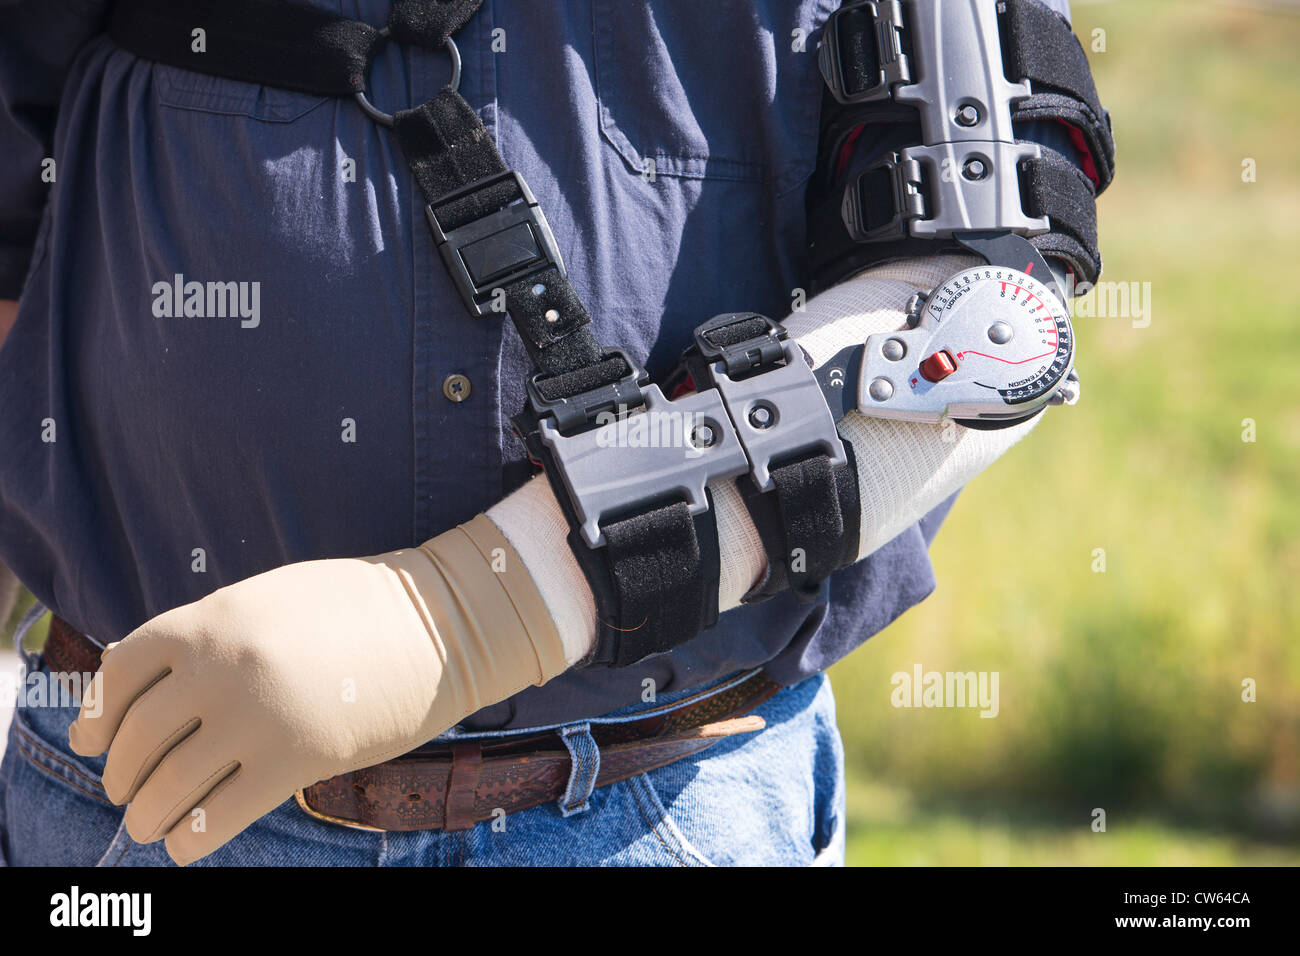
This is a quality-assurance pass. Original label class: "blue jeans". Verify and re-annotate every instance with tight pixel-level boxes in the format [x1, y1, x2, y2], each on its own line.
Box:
[0, 626, 845, 866]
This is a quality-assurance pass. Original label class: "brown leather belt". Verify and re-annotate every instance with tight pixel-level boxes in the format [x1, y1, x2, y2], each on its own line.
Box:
[44, 614, 783, 832]
[44, 614, 109, 676]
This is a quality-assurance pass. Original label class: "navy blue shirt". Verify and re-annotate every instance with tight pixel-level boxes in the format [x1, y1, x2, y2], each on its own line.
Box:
[0, 0, 1071, 729]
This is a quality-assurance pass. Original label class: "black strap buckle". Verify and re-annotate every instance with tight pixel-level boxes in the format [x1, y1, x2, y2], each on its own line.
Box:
[841, 151, 925, 242]
[524, 349, 650, 435]
[424, 171, 567, 317]
[818, 0, 910, 105]
[693, 313, 789, 377]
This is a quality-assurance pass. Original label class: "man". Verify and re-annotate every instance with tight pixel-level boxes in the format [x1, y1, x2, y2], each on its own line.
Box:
[0, 0, 1106, 865]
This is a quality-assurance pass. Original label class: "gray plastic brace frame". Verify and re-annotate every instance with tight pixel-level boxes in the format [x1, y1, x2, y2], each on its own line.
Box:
[538, 337, 849, 549]
[537, 385, 750, 549]
[832, 0, 1051, 239]
[705, 339, 848, 493]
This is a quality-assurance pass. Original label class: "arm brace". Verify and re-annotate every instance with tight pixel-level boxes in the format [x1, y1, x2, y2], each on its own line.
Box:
[488, 253, 1042, 666]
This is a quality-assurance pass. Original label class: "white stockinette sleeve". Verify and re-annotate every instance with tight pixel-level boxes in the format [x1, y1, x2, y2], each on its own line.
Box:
[488, 254, 1046, 664]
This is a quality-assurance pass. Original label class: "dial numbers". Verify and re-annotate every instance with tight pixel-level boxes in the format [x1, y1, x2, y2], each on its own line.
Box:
[921, 267, 1073, 406]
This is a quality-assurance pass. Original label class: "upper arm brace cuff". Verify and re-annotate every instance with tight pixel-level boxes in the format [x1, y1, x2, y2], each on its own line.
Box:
[807, 0, 1114, 292]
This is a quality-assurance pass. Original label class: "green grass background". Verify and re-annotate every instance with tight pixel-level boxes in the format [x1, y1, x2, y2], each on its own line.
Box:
[4, 0, 1298, 865]
[830, 0, 1300, 865]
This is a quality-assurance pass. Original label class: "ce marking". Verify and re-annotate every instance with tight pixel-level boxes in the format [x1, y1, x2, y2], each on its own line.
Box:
[813, 343, 865, 422]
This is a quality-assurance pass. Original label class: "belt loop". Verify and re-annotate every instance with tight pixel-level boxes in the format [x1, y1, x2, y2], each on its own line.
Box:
[557, 722, 601, 818]
[12, 601, 49, 678]
[443, 739, 483, 831]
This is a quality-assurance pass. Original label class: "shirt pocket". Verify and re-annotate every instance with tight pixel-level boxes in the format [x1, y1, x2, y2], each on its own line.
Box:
[149, 0, 341, 123]
[591, 0, 837, 194]
[153, 65, 332, 123]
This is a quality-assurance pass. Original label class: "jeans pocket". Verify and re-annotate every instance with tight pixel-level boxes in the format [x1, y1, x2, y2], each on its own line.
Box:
[0, 707, 124, 867]
[636, 673, 844, 866]
[620, 774, 718, 867]
[591, 0, 836, 192]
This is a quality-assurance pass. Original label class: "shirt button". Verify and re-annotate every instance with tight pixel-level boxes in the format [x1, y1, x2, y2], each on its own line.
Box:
[442, 373, 472, 403]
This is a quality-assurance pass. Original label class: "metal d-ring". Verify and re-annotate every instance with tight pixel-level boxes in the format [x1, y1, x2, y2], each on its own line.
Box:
[354, 28, 462, 128]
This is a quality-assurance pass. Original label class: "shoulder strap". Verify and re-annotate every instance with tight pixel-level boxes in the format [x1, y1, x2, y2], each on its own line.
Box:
[109, 0, 728, 667]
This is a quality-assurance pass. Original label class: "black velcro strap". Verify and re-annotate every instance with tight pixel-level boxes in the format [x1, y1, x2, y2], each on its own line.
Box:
[526, 439, 718, 669]
[806, 144, 1102, 291]
[831, 5, 876, 98]
[394, 92, 509, 211]
[502, 267, 602, 377]
[1019, 147, 1100, 286]
[388, 0, 483, 51]
[393, 93, 606, 377]
[829, 2, 912, 100]
[108, 0, 383, 97]
[531, 354, 629, 405]
[773, 455, 847, 598]
[592, 496, 721, 668]
[697, 316, 774, 352]
[740, 442, 861, 605]
[1000, 0, 1115, 192]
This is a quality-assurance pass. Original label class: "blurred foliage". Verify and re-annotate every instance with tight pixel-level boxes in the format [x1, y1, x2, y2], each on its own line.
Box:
[834, 0, 1300, 864]
[2, 584, 43, 654]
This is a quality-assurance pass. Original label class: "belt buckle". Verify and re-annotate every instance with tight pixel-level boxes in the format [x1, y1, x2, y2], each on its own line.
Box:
[293, 789, 387, 832]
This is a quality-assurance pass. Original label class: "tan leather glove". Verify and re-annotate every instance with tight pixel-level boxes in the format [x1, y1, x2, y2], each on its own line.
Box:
[68, 515, 568, 865]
